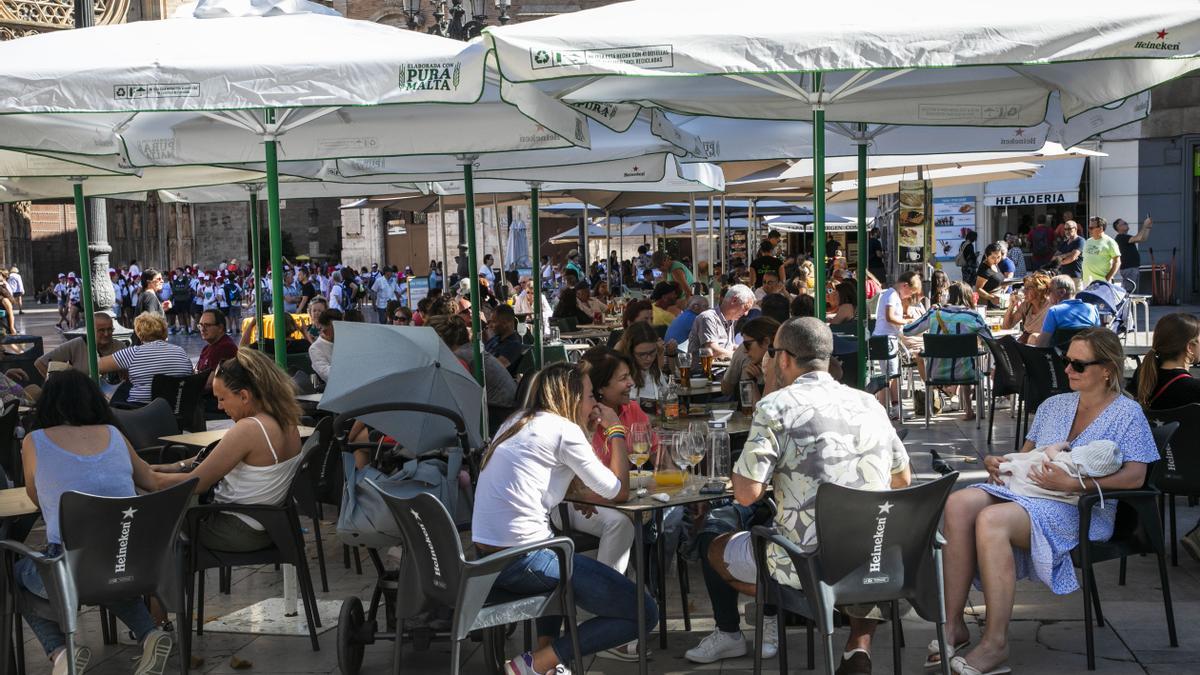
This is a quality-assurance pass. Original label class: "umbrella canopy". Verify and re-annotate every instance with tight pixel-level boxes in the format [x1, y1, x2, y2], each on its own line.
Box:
[319, 323, 484, 451]
[548, 223, 611, 243]
[487, 0, 1199, 126]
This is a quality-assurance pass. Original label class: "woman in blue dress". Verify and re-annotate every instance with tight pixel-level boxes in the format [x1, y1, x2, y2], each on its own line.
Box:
[934, 328, 1157, 675]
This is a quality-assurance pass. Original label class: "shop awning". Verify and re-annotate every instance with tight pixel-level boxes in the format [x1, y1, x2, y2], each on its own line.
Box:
[983, 158, 1085, 207]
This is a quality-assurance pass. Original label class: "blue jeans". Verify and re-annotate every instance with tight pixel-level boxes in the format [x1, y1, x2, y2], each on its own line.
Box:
[16, 546, 157, 656]
[697, 502, 776, 633]
[492, 548, 658, 666]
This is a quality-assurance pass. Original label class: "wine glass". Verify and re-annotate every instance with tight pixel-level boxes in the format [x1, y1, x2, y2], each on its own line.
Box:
[629, 423, 651, 472]
[686, 428, 708, 478]
[673, 434, 697, 485]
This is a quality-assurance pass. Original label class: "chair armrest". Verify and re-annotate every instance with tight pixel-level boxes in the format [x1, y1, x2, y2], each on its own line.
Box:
[1077, 487, 1159, 540]
[0, 539, 55, 564]
[750, 525, 812, 561]
[467, 536, 576, 579]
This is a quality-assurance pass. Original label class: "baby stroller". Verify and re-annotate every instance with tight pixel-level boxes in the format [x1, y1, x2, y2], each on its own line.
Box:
[332, 402, 478, 675]
[1077, 280, 1132, 338]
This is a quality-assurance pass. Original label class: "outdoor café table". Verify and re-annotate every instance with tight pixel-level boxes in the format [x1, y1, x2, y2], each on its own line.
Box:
[159, 425, 315, 449]
[565, 476, 735, 675]
[295, 393, 322, 404]
[659, 410, 753, 435]
[677, 381, 723, 401]
[558, 328, 611, 345]
[0, 487, 36, 520]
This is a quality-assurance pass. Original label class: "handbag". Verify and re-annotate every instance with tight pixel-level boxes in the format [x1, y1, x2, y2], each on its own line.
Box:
[335, 449, 465, 549]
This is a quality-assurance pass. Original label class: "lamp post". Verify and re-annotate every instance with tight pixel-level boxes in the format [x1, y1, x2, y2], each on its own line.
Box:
[403, 0, 423, 29]
[422, 0, 488, 40]
[495, 0, 511, 25]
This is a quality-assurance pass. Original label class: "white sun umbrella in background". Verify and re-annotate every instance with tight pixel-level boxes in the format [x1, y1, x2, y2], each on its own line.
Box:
[0, 0, 588, 375]
[486, 0, 1197, 399]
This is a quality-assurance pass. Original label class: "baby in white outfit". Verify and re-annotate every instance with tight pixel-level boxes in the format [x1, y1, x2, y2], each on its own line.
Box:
[997, 439, 1121, 505]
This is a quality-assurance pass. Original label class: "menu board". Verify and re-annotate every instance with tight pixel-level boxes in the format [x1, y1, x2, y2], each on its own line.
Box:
[896, 180, 931, 264]
[933, 196, 977, 263]
[406, 276, 429, 308]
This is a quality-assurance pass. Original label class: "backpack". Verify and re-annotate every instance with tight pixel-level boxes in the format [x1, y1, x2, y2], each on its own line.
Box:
[954, 241, 969, 268]
[224, 281, 242, 305]
[335, 451, 467, 549]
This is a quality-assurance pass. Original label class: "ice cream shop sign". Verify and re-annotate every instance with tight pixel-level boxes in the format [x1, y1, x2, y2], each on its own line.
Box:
[984, 191, 1079, 207]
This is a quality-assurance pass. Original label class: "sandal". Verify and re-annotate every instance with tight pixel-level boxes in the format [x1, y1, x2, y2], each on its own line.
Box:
[950, 655, 1012, 675]
[924, 638, 969, 670]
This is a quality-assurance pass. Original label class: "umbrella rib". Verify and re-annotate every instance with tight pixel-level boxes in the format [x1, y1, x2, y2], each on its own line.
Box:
[199, 110, 263, 135]
[727, 74, 811, 103]
[277, 106, 344, 134]
[826, 70, 871, 101]
[829, 69, 914, 103]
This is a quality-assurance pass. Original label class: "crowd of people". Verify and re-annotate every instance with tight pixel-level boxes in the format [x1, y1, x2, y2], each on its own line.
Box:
[10, 205, 1184, 675]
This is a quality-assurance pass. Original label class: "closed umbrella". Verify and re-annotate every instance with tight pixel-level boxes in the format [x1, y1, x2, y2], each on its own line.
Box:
[319, 323, 484, 451]
[506, 218, 531, 271]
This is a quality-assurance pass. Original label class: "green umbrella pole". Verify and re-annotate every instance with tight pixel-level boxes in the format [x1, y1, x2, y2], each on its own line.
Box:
[462, 161, 484, 385]
[264, 112, 286, 368]
[855, 127, 869, 388]
[530, 184, 543, 369]
[71, 182, 99, 380]
[812, 72, 826, 319]
[249, 190, 265, 352]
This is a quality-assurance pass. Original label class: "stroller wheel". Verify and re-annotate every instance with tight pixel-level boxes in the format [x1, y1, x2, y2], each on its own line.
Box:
[337, 597, 367, 675]
[481, 625, 507, 675]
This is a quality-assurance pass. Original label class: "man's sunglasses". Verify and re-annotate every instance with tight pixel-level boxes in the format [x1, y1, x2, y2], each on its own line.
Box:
[766, 345, 814, 360]
[1065, 358, 1104, 373]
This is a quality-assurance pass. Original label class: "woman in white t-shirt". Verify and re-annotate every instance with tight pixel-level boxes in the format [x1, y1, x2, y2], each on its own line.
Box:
[473, 363, 657, 675]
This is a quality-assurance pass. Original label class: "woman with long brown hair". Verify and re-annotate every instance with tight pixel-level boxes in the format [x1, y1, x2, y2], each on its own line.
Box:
[1002, 271, 1052, 344]
[474, 363, 654, 675]
[615, 321, 668, 401]
[149, 349, 303, 552]
[1134, 312, 1200, 561]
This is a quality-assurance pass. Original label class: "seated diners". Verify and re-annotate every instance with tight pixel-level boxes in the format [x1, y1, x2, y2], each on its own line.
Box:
[937, 329, 1156, 674]
[552, 287, 595, 326]
[148, 350, 303, 552]
[427, 313, 516, 408]
[1134, 312, 1200, 560]
[100, 312, 193, 405]
[903, 282, 993, 420]
[685, 318, 909, 669]
[616, 321, 670, 403]
[650, 282, 681, 327]
[1002, 271, 1052, 344]
[720, 317, 780, 399]
[686, 284, 756, 367]
[19, 370, 173, 675]
[196, 308, 239, 389]
[485, 305, 525, 377]
[1035, 274, 1099, 347]
[473, 363, 657, 675]
[35, 310, 121, 378]
[826, 280, 857, 325]
[308, 308, 340, 383]
[665, 295, 709, 345]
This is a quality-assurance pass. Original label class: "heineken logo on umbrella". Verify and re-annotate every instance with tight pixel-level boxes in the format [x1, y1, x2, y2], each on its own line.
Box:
[1135, 29, 1180, 50]
[1000, 128, 1038, 146]
[399, 62, 462, 91]
[622, 164, 646, 178]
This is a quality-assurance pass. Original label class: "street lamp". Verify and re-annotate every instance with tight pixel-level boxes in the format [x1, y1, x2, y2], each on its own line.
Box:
[403, 0, 423, 29]
[424, 0, 486, 40]
[495, 0, 511, 25]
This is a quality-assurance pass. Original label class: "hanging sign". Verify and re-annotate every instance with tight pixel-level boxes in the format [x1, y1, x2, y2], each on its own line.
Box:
[984, 191, 1078, 206]
[896, 180, 931, 265]
[933, 196, 976, 262]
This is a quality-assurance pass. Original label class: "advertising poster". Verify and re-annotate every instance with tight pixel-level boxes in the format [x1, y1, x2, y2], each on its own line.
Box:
[406, 276, 429, 308]
[933, 196, 977, 263]
[728, 229, 748, 265]
[896, 180, 931, 265]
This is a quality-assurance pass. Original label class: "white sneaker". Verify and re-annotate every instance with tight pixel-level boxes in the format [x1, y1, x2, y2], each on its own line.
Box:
[685, 629, 747, 664]
[759, 614, 779, 659]
[742, 602, 779, 659]
[134, 629, 173, 675]
[52, 645, 90, 675]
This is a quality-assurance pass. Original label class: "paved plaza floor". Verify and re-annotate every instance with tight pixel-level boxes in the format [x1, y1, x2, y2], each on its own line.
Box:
[9, 303, 1200, 674]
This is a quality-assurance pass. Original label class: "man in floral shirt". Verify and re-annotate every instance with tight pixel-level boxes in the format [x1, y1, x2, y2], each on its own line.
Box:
[685, 317, 911, 675]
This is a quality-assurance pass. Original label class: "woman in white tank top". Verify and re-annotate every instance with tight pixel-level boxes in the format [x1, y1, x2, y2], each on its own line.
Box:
[145, 349, 303, 552]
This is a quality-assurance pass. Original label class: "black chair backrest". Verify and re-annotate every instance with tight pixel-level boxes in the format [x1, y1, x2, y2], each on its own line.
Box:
[653, 324, 668, 339]
[920, 333, 979, 360]
[811, 473, 958, 618]
[1052, 326, 1089, 351]
[867, 335, 895, 361]
[605, 328, 624, 348]
[1145, 406, 1200, 495]
[992, 335, 1027, 398]
[1014, 343, 1069, 410]
[550, 316, 578, 332]
[111, 398, 180, 450]
[0, 400, 20, 485]
[297, 416, 340, 508]
[150, 372, 209, 432]
[58, 479, 196, 606]
[292, 370, 316, 395]
[375, 491, 464, 611]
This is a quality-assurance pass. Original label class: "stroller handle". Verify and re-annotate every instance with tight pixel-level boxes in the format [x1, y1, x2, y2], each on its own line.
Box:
[332, 402, 468, 439]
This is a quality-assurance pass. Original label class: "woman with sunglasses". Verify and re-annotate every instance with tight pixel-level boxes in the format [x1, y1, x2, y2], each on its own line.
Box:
[392, 306, 413, 325]
[721, 316, 780, 398]
[936, 329, 1156, 675]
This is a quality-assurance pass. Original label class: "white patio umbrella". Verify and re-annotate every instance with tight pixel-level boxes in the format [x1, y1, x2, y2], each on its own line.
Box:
[0, 0, 588, 374]
[487, 0, 1199, 395]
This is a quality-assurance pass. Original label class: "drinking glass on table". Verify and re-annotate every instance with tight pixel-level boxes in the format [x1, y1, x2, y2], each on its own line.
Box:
[699, 347, 715, 379]
[629, 423, 652, 471]
[676, 351, 692, 387]
[685, 428, 708, 479]
[653, 432, 685, 487]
